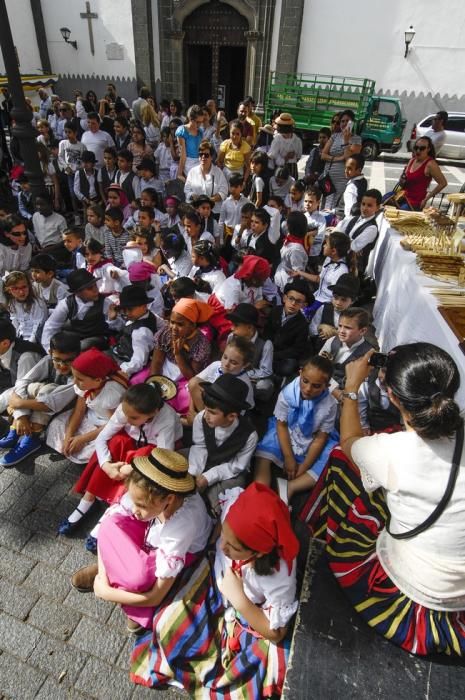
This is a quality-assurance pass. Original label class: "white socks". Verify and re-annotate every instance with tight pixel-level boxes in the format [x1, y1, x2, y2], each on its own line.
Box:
[68, 497, 94, 524]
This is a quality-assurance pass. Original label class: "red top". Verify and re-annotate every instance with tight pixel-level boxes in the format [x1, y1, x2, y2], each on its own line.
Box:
[405, 157, 432, 209]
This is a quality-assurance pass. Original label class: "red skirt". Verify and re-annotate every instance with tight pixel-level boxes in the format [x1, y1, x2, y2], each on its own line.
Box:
[74, 430, 155, 504]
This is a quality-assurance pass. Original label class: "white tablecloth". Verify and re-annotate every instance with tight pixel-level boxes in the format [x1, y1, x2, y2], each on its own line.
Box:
[373, 220, 465, 408]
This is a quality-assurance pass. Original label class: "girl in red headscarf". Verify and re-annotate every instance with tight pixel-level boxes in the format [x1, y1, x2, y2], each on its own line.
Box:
[46, 347, 128, 466]
[207, 254, 272, 348]
[130, 483, 299, 698]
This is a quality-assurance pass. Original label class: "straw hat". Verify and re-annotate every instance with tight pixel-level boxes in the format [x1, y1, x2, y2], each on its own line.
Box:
[259, 124, 274, 135]
[145, 374, 178, 400]
[131, 447, 195, 493]
[275, 112, 295, 127]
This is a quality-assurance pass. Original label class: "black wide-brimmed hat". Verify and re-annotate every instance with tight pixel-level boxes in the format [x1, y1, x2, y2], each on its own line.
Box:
[328, 273, 360, 298]
[226, 303, 259, 327]
[119, 285, 152, 308]
[67, 269, 98, 294]
[200, 373, 251, 412]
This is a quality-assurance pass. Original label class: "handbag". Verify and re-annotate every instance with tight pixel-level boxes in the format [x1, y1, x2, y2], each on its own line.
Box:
[382, 167, 414, 210]
[386, 420, 464, 540]
[318, 162, 336, 197]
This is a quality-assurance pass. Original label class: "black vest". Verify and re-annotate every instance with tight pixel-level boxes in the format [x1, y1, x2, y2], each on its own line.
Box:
[345, 215, 379, 275]
[202, 415, 255, 469]
[349, 177, 368, 216]
[64, 295, 110, 339]
[100, 167, 116, 195]
[329, 336, 373, 388]
[113, 313, 158, 362]
[0, 339, 44, 392]
[321, 302, 335, 327]
[78, 168, 99, 199]
[366, 373, 401, 431]
[246, 230, 278, 268]
[115, 170, 136, 202]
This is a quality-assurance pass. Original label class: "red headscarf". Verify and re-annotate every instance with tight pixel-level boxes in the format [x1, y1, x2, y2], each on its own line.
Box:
[234, 255, 271, 282]
[226, 483, 299, 574]
[107, 183, 130, 209]
[72, 348, 120, 378]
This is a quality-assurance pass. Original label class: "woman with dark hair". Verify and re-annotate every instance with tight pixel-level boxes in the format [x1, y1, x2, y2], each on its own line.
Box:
[82, 91, 99, 114]
[320, 108, 362, 209]
[161, 99, 185, 129]
[308, 342, 465, 656]
[175, 105, 205, 178]
[402, 136, 447, 210]
[128, 123, 154, 173]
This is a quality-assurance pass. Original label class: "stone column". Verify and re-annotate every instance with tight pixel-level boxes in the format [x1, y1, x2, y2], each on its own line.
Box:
[275, 0, 305, 74]
[131, 0, 155, 92]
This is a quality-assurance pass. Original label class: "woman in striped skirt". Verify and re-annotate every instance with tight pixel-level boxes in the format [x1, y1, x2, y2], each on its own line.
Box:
[320, 110, 362, 211]
[304, 343, 465, 656]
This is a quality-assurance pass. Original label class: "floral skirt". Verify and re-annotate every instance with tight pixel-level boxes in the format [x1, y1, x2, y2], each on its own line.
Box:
[300, 447, 465, 656]
[130, 556, 290, 698]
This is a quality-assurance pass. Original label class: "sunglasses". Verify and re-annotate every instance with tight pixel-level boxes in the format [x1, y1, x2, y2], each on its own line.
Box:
[9, 230, 27, 237]
[414, 145, 428, 152]
[198, 152, 211, 158]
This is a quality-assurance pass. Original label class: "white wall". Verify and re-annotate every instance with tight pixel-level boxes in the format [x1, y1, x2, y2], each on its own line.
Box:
[269, 0, 282, 73]
[0, 0, 41, 74]
[41, 0, 136, 79]
[297, 0, 465, 100]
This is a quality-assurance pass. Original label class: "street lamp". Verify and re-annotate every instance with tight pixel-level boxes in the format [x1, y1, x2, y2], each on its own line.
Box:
[0, 0, 46, 201]
[60, 27, 78, 50]
[404, 25, 415, 58]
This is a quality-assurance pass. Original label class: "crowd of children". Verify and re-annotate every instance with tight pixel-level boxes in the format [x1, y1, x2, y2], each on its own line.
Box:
[0, 96, 413, 698]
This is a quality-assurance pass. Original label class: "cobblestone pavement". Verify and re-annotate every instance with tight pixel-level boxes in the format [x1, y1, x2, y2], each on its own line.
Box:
[0, 447, 186, 699]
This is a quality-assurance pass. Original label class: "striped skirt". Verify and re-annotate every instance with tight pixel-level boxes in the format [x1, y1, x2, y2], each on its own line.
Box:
[300, 447, 465, 657]
[130, 556, 290, 698]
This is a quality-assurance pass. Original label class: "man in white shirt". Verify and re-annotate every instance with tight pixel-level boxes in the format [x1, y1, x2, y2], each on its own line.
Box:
[81, 113, 115, 168]
[425, 111, 448, 156]
[131, 87, 150, 123]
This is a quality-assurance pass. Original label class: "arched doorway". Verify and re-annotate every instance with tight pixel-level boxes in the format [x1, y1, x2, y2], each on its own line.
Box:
[183, 1, 248, 116]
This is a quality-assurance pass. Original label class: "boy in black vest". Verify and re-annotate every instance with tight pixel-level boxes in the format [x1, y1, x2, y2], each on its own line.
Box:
[319, 307, 373, 401]
[0, 332, 79, 466]
[115, 149, 136, 204]
[342, 154, 367, 217]
[73, 151, 100, 207]
[264, 279, 313, 379]
[110, 285, 157, 380]
[226, 303, 274, 402]
[337, 188, 382, 278]
[188, 373, 258, 514]
[41, 269, 121, 353]
[309, 273, 360, 353]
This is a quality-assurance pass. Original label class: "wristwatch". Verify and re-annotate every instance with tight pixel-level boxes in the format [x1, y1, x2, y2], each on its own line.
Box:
[342, 391, 358, 401]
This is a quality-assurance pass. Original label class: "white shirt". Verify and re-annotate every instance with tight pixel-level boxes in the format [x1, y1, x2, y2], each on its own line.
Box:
[167, 250, 192, 278]
[95, 401, 183, 466]
[218, 195, 249, 241]
[315, 258, 349, 303]
[81, 129, 115, 168]
[425, 128, 446, 156]
[215, 276, 263, 309]
[154, 142, 174, 173]
[32, 278, 69, 310]
[274, 242, 308, 292]
[188, 267, 226, 300]
[32, 212, 68, 247]
[196, 360, 255, 409]
[73, 169, 98, 201]
[57, 140, 86, 173]
[189, 411, 258, 485]
[352, 430, 465, 610]
[268, 133, 302, 166]
[343, 176, 366, 217]
[309, 305, 341, 338]
[214, 488, 298, 629]
[13, 355, 75, 419]
[184, 164, 228, 215]
[118, 314, 155, 377]
[338, 215, 378, 253]
[305, 211, 327, 256]
[105, 491, 212, 578]
[8, 299, 48, 343]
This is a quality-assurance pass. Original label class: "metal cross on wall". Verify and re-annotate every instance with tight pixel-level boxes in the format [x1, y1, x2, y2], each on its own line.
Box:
[80, 1, 98, 56]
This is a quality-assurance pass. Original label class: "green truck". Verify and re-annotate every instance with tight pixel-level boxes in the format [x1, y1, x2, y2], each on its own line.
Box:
[264, 72, 407, 160]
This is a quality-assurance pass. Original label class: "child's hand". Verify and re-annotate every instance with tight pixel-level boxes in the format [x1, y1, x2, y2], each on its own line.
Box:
[101, 461, 127, 480]
[8, 392, 24, 409]
[119, 463, 133, 477]
[64, 434, 88, 455]
[196, 475, 208, 492]
[283, 456, 298, 480]
[93, 571, 111, 600]
[318, 324, 337, 340]
[16, 415, 32, 436]
[110, 269, 120, 279]
[218, 567, 246, 608]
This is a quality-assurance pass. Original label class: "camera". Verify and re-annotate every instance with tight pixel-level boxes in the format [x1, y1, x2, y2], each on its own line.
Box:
[368, 352, 388, 368]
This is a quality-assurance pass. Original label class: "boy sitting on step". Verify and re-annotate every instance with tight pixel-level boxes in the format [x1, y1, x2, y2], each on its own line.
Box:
[0, 332, 80, 467]
[309, 273, 359, 353]
[188, 373, 258, 513]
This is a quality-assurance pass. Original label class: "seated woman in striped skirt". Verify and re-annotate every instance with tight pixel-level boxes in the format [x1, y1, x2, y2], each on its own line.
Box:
[308, 342, 465, 656]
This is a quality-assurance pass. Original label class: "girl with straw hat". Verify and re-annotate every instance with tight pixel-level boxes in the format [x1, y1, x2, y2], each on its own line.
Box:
[129, 483, 299, 696]
[73, 447, 212, 633]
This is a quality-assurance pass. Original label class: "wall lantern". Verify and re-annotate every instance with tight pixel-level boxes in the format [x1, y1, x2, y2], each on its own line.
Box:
[404, 25, 415, 58]
[60, 27, 78, 50]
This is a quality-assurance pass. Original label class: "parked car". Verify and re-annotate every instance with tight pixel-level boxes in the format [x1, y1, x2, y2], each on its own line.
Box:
[408, 113, 465, 159]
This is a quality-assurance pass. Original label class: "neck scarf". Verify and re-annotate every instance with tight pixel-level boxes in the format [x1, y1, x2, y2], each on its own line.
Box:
[283, 376, 329, 438]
